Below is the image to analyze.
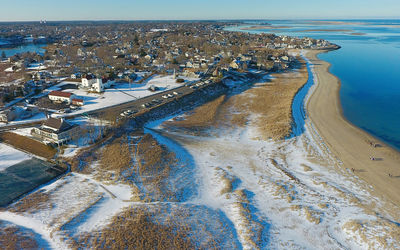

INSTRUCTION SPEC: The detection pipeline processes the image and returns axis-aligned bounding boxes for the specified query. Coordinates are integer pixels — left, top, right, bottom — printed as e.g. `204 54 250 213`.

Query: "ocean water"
227 20 400 151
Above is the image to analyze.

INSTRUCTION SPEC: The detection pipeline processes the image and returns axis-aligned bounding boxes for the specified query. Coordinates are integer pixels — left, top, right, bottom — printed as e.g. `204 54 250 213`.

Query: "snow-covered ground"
0 113 47 128
0 74 198 128
12 116 110 158
48 74 198 116
138 56 400 248
0 143 32 171
61 117 110 157
144 114 399 249
1 65 398 248
4 111 397 248
0 172 133 249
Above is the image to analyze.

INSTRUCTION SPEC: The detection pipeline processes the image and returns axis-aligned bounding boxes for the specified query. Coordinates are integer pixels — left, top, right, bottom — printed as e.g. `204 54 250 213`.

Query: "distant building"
48 91 75 104
32 117 78 144
32 71 51 80
77 48 86 57
70 73 81 79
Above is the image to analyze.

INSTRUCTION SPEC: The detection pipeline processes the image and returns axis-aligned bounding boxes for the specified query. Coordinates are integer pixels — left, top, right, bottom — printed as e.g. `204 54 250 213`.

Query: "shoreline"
305 49 400 211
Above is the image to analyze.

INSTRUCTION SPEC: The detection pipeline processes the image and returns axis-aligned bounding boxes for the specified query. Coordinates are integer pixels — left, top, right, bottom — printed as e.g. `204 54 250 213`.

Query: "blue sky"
1 0 400 21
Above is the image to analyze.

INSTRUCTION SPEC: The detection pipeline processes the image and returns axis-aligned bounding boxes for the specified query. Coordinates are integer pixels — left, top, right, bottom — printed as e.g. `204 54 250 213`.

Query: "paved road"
89 80 216 119
0 79 216 131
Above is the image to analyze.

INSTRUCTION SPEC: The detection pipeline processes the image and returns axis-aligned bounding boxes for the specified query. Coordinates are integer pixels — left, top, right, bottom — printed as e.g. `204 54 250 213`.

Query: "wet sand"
305 50 400 211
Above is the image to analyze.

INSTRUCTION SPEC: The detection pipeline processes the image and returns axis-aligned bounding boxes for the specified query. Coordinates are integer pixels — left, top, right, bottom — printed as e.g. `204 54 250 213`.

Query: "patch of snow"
0 143 31 171
0 211 68 249
45 74 198 117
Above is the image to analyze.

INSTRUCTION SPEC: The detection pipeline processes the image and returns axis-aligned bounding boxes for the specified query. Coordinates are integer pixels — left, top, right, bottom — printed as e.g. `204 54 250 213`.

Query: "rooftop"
49 91 74 98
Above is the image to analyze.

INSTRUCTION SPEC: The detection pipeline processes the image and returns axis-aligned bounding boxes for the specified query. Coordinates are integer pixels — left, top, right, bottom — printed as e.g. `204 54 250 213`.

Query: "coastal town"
1 20 400 250
0 22 337 139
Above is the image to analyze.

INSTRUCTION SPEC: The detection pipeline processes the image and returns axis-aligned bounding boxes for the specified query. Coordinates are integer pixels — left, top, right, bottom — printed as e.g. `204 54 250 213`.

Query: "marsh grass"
136 134 181 201
167 95 226 128
8 189 51 213
166 95 227 136
0 222 39 249
342 219 400 249
171 59 308 140
96 136 131 183
73 206 194 249
231 60 308 140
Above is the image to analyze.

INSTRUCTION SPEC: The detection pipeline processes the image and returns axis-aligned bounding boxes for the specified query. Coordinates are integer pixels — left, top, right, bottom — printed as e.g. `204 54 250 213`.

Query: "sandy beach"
305 50 400 214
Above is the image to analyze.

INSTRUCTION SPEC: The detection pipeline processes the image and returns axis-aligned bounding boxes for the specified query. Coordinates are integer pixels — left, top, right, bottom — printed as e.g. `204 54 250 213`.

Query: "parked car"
148 85 159 92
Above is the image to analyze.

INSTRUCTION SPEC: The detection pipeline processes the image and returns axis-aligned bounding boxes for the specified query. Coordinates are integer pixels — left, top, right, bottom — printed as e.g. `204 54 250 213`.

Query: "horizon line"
0 17 400 23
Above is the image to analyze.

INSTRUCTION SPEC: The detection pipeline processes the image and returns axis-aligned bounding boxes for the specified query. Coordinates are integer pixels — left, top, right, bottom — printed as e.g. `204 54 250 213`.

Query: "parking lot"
92 79 216 120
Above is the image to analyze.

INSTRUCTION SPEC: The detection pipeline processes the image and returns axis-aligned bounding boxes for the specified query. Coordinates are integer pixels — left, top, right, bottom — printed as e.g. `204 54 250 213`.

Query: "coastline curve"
304 49 400 215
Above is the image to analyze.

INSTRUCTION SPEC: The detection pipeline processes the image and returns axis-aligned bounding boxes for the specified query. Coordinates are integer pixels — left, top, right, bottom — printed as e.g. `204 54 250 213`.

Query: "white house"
48 91 75 104
80 75 111 93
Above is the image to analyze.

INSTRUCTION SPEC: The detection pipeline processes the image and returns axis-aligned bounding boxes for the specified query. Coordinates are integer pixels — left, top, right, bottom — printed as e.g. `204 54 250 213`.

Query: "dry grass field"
8 190 51 213
71 130 188 202
231 62 307 140
218 59 308 140
70 204 239 249
167 95 226 128
73 206 194 249
136 134 187 201
165 59 308 141
0 132 57 159
96 136 132 183
0 222 39 249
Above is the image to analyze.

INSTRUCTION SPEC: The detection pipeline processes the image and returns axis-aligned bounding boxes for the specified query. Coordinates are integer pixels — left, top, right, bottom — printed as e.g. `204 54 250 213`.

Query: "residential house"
32 117 79 144
70 73 81 79
77 48 86 57
32 71 51 81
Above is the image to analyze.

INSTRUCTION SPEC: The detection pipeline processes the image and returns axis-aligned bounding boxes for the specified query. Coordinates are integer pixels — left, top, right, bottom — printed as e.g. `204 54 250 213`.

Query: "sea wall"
124 82 228 129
